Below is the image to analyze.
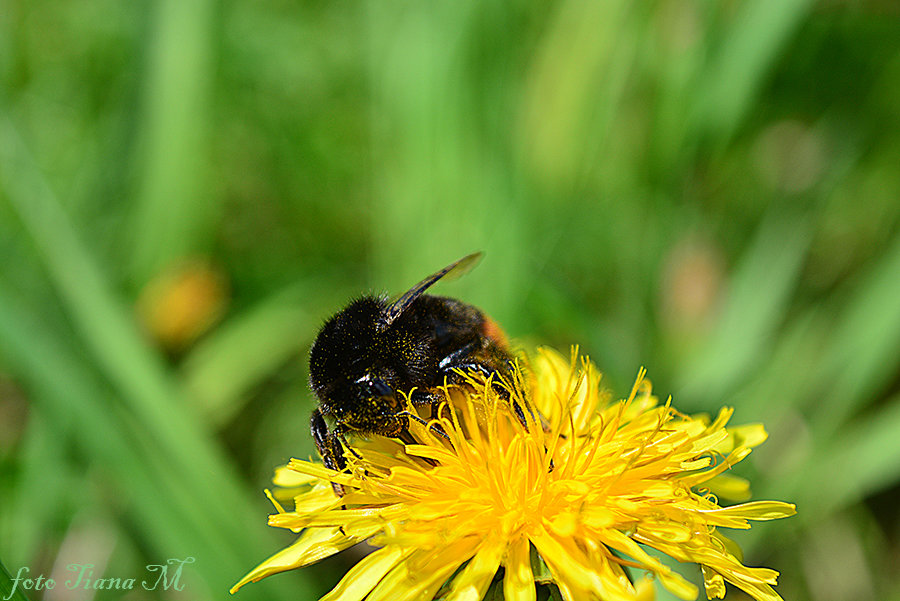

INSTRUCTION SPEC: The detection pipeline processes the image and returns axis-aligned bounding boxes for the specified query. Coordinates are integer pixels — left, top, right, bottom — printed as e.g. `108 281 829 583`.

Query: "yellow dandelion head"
233 347 796 601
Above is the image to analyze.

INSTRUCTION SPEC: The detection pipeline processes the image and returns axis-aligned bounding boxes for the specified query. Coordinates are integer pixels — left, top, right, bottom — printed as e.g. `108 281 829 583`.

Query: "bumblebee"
309 253 513 492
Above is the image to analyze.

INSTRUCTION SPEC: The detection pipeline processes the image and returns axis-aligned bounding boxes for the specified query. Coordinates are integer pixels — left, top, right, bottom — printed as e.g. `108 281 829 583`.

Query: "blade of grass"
691 0 815 143
747 391 900 554
0 558 31 601
364 2 537 326
0 117 304 599
811 231 900 437
128 0 218 283
0 289 218 584
0 416 77 568
728 308 829 422
0 287 305 601
516 0 635 188
1 115 240 522
791 391 900 521
675 214 811 406
741 233 900 548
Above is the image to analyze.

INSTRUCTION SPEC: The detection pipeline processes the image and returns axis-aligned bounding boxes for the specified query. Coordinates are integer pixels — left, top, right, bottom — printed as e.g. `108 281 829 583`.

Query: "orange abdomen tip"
481 316 508 348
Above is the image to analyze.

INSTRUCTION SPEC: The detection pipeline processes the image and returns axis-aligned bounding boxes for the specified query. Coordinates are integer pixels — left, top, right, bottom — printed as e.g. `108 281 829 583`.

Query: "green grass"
2 1 899 600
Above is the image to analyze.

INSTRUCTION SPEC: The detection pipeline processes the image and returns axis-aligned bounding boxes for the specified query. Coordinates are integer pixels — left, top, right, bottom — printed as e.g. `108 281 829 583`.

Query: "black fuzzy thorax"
308 294 489 425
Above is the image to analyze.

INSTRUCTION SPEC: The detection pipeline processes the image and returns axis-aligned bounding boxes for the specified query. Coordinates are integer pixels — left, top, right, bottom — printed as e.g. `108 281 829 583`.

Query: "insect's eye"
355 375 393 398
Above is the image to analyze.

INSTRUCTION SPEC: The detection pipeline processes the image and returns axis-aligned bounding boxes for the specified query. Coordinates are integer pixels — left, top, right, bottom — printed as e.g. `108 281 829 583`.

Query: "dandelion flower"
232 347 795 601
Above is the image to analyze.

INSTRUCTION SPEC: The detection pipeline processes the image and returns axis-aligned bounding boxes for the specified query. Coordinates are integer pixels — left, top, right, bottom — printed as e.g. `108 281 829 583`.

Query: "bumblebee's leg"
409 388 440 406
334 425 363 461
406 388 450 438
311 408 342 471
402 385 449 434
397 410 449 441
396 428 417 446
437 341 481 371
310 408 346 497
386 413 442 467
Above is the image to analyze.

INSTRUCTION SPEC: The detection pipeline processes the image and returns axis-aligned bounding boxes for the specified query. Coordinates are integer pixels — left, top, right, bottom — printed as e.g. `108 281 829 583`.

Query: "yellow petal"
698 501 797 528
634 576 656 601
287 483 344 515
702 473 752 502
547 511 579 537
554 578 583 601
600 529 698 600
319 547 407 601
701 565 726 599
714 565 784 601
635 522 693 544
287 458 358 486
230 527 355 593
444 537 506 601
690 429 731 455
680 457 713 470
503 537 536 601
532 529 632 601
679 447 752 487
727 423 768 449
367 538 480 601
711 531 744 562
404 444 459 464
273 464 319 487
274 505 406 530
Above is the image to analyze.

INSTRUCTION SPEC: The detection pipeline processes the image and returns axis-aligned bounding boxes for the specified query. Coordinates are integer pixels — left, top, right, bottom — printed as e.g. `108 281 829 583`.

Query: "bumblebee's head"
309 296 400 415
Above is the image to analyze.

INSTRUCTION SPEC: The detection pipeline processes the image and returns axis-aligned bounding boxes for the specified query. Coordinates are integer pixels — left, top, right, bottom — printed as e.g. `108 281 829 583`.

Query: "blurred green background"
1 0 899 600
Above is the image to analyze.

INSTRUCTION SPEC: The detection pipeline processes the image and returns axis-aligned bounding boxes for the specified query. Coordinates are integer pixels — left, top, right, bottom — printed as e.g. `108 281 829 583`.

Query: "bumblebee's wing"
379 252 482 329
